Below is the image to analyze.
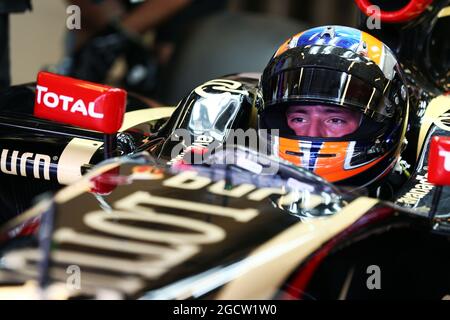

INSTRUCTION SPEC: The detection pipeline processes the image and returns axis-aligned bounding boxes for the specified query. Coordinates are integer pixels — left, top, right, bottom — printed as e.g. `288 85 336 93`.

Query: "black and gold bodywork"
0 74 259 222
0 149 448 299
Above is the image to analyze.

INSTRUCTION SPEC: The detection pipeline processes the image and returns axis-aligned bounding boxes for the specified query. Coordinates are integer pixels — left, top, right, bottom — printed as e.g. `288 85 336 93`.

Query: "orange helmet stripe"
314 141 349 178
361 31 384 66
274 31 305 58
278 137 301 166
277 138 388 183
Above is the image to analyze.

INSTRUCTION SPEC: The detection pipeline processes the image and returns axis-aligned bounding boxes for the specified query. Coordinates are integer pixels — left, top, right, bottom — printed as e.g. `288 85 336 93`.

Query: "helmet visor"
263 67 395 122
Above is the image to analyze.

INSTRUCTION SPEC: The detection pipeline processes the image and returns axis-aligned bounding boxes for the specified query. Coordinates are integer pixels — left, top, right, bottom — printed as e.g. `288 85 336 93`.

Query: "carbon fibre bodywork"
0 74 259 222
0 149 448 299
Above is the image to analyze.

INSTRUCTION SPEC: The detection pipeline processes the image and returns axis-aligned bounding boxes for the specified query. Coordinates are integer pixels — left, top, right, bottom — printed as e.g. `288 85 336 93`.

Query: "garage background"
9 0 359 103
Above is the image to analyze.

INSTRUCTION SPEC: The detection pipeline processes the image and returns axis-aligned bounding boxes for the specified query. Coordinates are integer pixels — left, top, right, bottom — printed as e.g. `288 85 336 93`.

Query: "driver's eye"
326 118 346 125
291 117 306 123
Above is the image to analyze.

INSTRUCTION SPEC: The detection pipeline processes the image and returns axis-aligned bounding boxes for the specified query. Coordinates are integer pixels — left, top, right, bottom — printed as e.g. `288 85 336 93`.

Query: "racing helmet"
259 26 409 190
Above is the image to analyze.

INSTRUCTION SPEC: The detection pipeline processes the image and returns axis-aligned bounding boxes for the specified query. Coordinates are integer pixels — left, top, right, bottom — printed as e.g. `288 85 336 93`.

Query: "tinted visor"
263 68 394 122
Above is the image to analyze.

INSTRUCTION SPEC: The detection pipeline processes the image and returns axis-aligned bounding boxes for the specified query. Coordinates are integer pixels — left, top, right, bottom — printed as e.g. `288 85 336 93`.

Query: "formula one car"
0 143 449 299
0 72 258 222
0 0 449 299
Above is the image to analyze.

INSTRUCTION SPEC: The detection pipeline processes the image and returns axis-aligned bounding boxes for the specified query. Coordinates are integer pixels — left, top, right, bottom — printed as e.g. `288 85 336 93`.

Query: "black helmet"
259 26 409 190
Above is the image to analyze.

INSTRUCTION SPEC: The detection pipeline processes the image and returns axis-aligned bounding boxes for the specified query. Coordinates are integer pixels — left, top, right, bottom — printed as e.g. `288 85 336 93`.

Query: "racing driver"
259 26 410 196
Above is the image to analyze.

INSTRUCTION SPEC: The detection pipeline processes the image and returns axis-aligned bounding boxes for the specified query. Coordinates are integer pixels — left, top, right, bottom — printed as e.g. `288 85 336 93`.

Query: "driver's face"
286 105 361 138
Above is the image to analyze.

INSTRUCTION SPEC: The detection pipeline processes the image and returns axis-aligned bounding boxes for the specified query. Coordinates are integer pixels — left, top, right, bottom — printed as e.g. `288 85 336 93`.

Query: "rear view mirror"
34 71 127 159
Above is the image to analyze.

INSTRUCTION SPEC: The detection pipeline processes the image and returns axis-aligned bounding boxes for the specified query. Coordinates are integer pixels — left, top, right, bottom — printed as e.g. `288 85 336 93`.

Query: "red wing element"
90 167 123 195
34 71 127 134
355 0 433 23
428 136 450 186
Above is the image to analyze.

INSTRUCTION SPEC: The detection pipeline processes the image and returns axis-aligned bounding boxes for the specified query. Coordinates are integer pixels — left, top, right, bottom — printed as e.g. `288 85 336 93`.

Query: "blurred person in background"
0 0 31 88
60 0 228 97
